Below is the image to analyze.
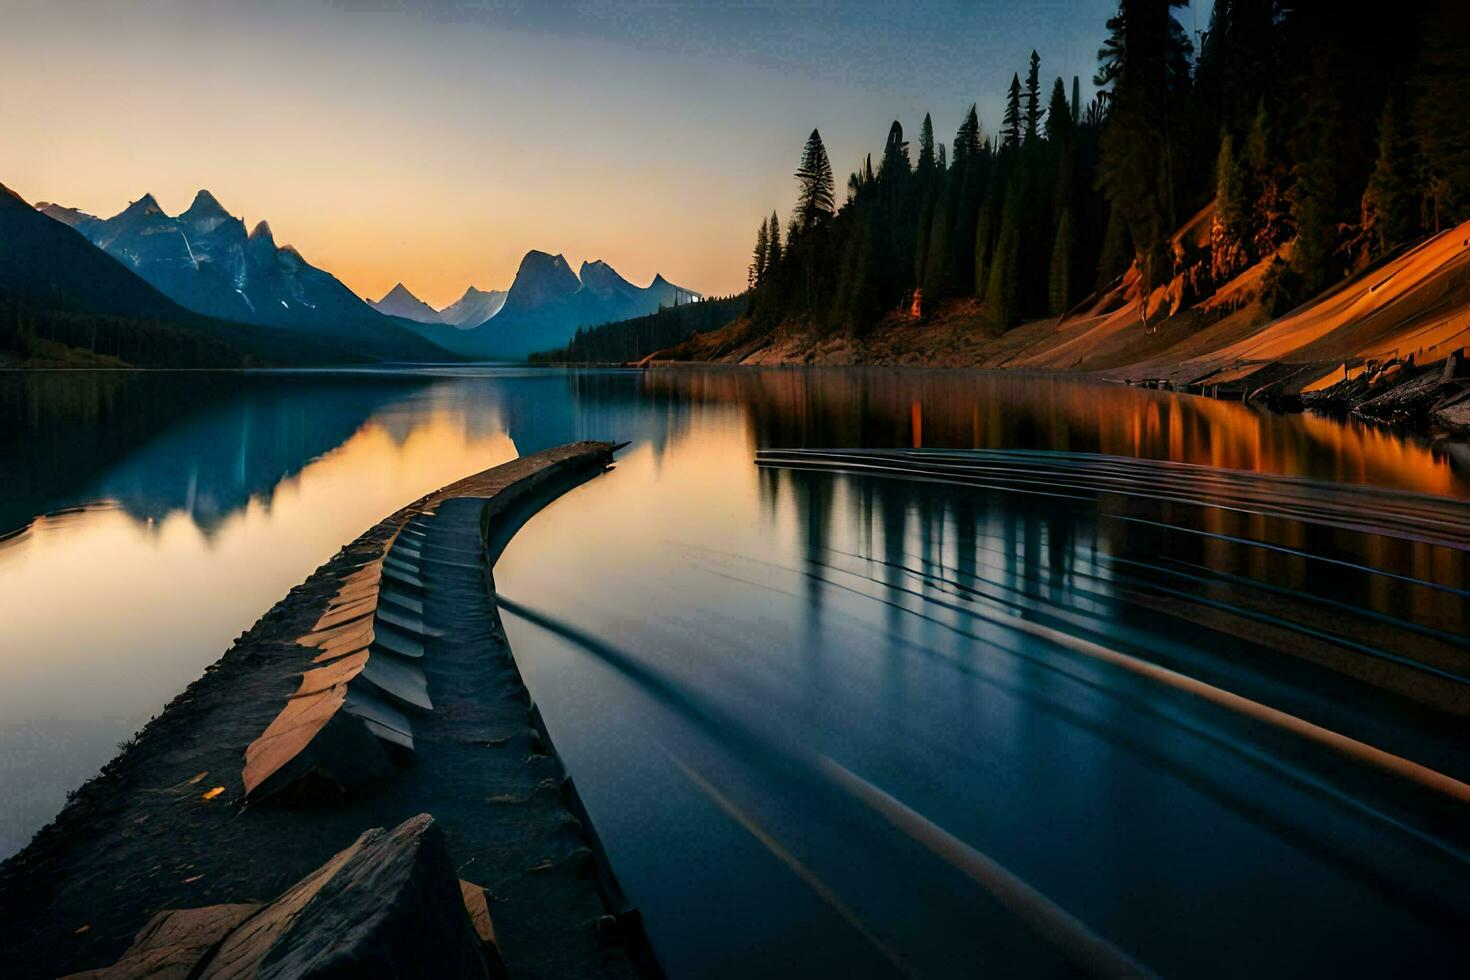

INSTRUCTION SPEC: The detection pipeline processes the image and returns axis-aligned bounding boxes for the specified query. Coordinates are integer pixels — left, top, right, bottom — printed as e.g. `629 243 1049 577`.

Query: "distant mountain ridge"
370 283 443 324
1 182 378 366
413 249 700 359
37 188 698 361
438 286 505 327
38 191 444 360
367 283 507 329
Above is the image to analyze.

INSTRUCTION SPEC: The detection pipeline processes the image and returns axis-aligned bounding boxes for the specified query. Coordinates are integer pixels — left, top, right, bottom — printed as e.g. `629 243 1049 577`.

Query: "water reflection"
1 366 1468 976
643 367 1470 496
498 438 1470 976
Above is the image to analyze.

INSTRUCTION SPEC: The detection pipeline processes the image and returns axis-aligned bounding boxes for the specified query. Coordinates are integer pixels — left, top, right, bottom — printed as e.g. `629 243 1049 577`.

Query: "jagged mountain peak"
369 281 442 324
248 219 274 243
437 284 507 328
35 202 100 229
121 193 163 217
506 249 582 304
1 182 30 209
518 250 574 275
184 188 229 216
578 258 638 298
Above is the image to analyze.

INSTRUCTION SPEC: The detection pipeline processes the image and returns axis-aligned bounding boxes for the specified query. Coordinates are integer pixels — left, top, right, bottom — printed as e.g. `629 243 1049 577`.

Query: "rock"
1441 347 1467 382
65 816 490 979
1433 391 1470 434
61 904 261 979
201 813 488 979
459 880 507 979
241 684 395 802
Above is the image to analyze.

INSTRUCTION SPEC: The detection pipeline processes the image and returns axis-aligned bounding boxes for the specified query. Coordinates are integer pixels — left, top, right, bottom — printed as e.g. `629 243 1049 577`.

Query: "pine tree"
1360 97 1417 259
953 105 981 164
917 113 936 173
1244 99 1289 255
972 170 1004 299
1411 0 1470 230
879 120 910 179
1071 75 1081 126
987 176 1024 326
1045 78 1072 143
922 180 953 298
793 128 835 234
1094 0 1194 320
1049 207 1075 315
1095 198 1132 289
1290 51 1344 296
1211 131 1253 280
937 144 947 171
1024 50 1043 142
1002 74 1023 150
766 211 783 269
749 217 770 287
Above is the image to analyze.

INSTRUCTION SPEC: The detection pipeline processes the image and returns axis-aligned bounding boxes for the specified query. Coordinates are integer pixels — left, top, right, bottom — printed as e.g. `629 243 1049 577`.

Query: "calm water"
2 367 1468 976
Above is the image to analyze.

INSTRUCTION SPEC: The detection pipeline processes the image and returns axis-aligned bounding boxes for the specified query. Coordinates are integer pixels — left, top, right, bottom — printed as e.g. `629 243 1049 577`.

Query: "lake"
2 367 1467 977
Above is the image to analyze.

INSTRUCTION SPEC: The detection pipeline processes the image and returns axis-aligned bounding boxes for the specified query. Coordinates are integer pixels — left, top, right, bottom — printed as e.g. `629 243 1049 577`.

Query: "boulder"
459 880 507 980
62 904 261 979
201 813 487 979
71 815 492 979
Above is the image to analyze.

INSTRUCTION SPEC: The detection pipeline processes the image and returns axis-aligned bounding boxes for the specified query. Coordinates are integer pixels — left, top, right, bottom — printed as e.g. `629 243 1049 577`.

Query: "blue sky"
1 0 1211 302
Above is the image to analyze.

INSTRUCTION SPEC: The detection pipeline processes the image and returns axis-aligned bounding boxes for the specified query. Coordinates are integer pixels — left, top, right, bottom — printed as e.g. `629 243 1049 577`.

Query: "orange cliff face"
1027 217 1470 386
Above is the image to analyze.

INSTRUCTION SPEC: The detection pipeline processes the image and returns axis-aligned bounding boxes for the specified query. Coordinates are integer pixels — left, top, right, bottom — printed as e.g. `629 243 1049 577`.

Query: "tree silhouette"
1002 74 1023 150
749 217 769 287
1024 50 1043 142
917 113 936 173
953 105 982 164
793 128 835 233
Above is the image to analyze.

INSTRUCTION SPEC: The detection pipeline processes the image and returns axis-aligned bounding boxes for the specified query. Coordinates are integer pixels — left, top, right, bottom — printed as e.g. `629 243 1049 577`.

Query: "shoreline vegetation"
0 443 655 979
535 0 1470 437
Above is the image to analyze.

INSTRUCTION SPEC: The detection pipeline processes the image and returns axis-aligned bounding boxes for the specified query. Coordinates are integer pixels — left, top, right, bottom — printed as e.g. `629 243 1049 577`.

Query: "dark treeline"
533 293 749 363
0 298 376 368
0 299 251 367
746 0 1470 334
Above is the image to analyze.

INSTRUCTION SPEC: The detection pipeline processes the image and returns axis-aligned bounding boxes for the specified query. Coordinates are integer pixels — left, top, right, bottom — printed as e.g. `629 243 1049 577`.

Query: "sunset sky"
2 0 1210 307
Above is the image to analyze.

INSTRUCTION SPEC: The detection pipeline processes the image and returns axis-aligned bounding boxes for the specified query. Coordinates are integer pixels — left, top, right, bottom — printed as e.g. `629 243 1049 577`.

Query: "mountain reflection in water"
1 367 1467 977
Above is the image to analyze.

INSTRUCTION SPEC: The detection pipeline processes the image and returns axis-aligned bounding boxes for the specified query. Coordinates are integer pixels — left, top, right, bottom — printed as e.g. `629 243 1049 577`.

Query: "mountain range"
17 185 701 363
0 182 374 366
409 250 700 359
36 191 444 360
368 283 507 327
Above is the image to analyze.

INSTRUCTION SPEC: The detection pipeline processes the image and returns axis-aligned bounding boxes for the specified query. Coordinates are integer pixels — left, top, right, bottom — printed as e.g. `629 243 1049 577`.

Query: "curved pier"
0 442 652 979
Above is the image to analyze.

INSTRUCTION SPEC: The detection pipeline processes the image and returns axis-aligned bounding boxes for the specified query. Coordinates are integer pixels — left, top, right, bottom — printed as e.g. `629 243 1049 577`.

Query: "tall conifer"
954 105 982 164
1045 78 1072 143
1361 97 1417 258
793 129 835 234
1024 50 1043 142
918 113 936 173
749 218 770 287
1049 208 1075 315
1002 74 1023 150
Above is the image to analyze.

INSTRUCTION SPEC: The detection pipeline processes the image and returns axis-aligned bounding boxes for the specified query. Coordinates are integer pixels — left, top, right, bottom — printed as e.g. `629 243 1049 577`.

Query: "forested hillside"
737 0 1469 339
532 294 748 364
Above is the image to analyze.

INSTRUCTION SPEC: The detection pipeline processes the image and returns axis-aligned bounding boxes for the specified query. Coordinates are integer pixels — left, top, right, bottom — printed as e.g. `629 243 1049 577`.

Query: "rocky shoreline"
1296 349 1470 434
0 443 654 979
